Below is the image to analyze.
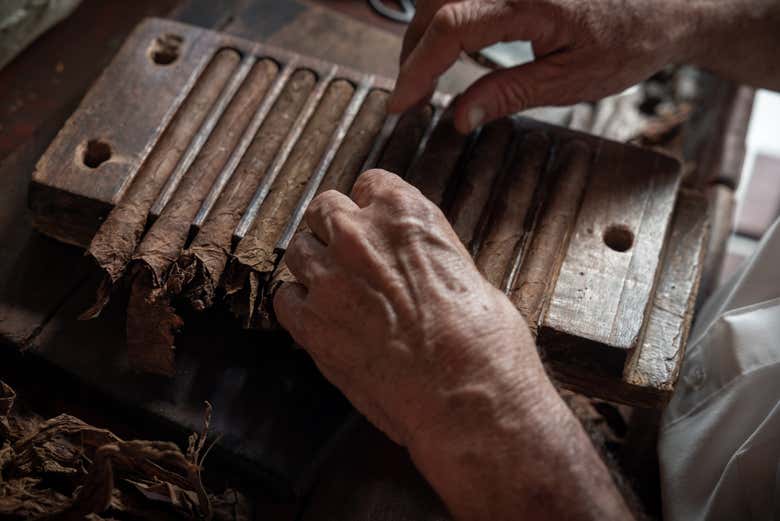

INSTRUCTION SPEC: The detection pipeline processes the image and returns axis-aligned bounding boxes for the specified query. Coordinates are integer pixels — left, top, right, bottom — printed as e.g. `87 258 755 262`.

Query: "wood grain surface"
30 20 220 244
623 190 709 402
542 140 681 354
448 118 514 252
405 106 468 207
475 131 550 290
510 140 591 334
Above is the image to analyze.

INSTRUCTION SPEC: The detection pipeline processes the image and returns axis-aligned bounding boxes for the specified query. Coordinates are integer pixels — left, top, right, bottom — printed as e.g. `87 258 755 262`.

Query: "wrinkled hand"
274 170 547 448
388 0 693 133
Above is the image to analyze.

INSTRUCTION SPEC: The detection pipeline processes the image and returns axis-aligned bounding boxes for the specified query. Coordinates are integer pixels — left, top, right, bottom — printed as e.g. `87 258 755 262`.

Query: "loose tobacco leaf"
0 381 250 521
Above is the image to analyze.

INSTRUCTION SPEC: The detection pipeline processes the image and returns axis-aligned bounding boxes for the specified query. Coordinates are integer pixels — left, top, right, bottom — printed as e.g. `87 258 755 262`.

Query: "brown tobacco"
476 131 550 290
509 140 591 334
172 69 317 312
265 90 389 326
133 59 279 284
448 118 515 251
225 80 356 326
126 59 279 376
80 49 240 320
375 105 433 177
405 105 467 207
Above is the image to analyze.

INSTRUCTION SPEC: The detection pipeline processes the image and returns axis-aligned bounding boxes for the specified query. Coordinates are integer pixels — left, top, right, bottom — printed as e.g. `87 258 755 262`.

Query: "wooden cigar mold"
28 18 708 408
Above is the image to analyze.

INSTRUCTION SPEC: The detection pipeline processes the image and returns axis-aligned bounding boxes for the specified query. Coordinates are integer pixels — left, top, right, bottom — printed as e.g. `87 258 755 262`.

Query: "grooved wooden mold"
28 18 700 407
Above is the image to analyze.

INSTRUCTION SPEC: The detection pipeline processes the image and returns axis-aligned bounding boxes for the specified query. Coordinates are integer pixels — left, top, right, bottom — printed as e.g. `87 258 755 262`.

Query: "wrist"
406 368 572 520
405 308 561 459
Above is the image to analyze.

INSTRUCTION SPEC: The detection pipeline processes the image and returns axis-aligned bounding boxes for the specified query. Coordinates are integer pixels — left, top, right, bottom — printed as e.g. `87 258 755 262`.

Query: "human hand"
388 0 695 133
273 169 550 448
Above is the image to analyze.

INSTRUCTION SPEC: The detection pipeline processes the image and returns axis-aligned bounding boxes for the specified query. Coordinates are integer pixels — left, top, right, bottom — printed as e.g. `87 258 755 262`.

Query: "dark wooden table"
0 1 752 519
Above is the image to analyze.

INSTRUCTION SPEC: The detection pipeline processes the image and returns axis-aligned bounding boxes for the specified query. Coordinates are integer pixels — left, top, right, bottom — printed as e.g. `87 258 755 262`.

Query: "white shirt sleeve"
659 218 780 521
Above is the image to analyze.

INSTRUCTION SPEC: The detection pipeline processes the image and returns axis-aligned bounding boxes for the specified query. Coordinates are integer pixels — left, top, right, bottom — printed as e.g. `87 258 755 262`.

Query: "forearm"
407 322 633 521
685 0 780 90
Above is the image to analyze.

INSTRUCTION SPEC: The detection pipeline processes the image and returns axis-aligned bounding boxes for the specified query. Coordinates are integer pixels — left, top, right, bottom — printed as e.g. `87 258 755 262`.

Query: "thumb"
453 59 570 133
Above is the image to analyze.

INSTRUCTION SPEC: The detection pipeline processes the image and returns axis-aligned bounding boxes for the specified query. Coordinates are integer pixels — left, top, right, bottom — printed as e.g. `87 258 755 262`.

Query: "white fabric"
659 217 780 521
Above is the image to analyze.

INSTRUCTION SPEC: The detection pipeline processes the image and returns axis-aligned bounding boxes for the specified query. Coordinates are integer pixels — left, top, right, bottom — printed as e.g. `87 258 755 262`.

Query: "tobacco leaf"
0 381 249 520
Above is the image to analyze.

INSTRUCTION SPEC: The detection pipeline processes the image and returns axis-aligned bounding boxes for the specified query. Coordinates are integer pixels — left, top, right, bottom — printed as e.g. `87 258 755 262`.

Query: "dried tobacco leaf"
0 382 248 520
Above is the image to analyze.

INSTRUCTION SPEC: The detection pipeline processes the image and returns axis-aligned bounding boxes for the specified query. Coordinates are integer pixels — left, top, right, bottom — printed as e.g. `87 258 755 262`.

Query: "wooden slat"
375 106 433 177
509 140 591 333
448 119 514 251
475 131 550 291
31 19 218 207
623 190 709 399
541 142 681 358
405 106 467 207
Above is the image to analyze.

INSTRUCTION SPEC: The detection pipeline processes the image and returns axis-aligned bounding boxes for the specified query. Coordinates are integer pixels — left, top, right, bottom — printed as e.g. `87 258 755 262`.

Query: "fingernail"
468 105 485 132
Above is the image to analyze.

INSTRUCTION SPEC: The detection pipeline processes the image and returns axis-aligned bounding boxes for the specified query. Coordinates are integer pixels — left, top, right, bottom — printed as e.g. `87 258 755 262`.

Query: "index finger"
388 1 513 113
400 0 455 65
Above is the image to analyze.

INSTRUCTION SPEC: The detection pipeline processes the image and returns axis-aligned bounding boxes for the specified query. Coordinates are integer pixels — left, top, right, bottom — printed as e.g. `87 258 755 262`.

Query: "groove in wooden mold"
227 79 356 326
448 118 514 251
192 60 297 231
475 131 551 291
375 105 433 177
509 140 592 334
275 77 374 252
80 48 241 319
125 59 279 376
361 113 398 171
132 58 279 284
264 89 390 327
150 53 258 218
403 105 444 179
405 105 469 208
622 190 708 405
233 66 338 242
169 66 317 311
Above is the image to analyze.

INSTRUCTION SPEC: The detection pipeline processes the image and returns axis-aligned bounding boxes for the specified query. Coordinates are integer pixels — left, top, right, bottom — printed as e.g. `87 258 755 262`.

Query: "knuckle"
431 4 460 37
331 219 364 250
308 189 341 215
352 169 391 200
354 171 423 212
307 191 351 226
386 184 432 215
379 186 414 210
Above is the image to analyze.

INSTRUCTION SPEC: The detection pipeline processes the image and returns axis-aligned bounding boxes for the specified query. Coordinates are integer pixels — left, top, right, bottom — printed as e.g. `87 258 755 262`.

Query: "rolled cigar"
227 79 356 326
405 105 468 208
133 60 280 283
375 105 433 177
172 68 317 311
80 49 240 319
475 131 550 291
126 59 279 376
509 140 591 335
262 89 389 328
448 118 514 250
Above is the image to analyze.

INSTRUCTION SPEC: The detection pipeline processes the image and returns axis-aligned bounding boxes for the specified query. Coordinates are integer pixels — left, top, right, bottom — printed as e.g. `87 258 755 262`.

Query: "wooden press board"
28 18 708 410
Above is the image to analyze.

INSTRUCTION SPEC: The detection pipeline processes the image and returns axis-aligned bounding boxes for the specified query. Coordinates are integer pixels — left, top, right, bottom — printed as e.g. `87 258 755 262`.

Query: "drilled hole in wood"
82 139 111 169
603 225 634 252
149 34 183 65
